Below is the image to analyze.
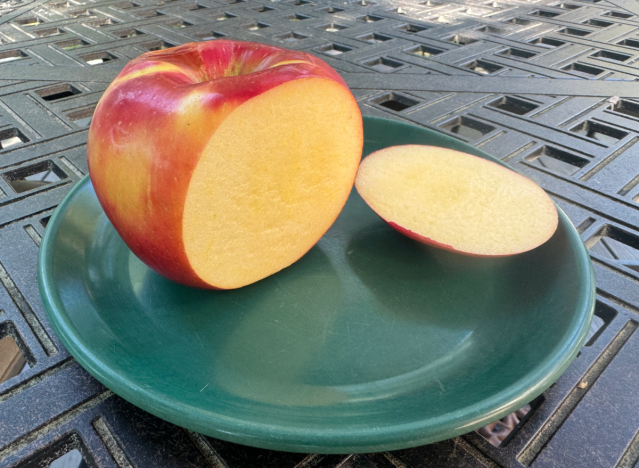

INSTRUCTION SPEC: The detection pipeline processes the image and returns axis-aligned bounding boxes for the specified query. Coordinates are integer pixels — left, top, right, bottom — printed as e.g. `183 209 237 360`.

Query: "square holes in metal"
602 11 633 19
463 7 492 17
112 27 144 38
319 23 348 32
488 96 539 115
502 17 534 26
570 120 628 144
617 38 639 49
140 40 175 51
48 449 85 468
0 128 28 150
390 7 416 15
398 23 428 34
529 9 560 17
561 62 605 77
588 225 639 273
351 0 375 6
371 93 420 112
407 45 443 58
36 84 81 101
213 12 236 21
80 51 117 66
439 116 495 140
484 1 508 7
242 21 269 30
581 18 613 28
69 8 91 17
443 34 477 45
274 32 308 43
164 19 193 29
66 107 95 127
182 3 207 10
552 2 582 9
56 38 89 50
357 33 392 44
319 6 344 14
192 31 226 41
477 397 543 448
0 321 30 384
0 50 27 64
357 14 383 23
524 145 589 176
462 59 502 75
428 15 455 24
254 5 276 13
528 36 566 48
14 433 92 468
497 48 537 59
33 27 64 37
609 99 639 119
284 13 310 21
135 9 163 17
317 43 352 56
13 16 43 26
362 57 405 72
558 27 592 37
113 1 140 9
86 17 120 27
583 302 617 347
590 50 631 63
2 161 67 193
475 25 508 35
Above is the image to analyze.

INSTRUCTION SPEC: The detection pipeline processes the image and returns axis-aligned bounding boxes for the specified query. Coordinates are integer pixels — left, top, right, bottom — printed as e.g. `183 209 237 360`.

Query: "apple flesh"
354 145 558 256
87 40 363 289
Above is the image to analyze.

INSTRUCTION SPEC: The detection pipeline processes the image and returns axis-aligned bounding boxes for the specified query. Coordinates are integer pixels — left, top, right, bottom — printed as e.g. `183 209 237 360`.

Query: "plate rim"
38 115 596 453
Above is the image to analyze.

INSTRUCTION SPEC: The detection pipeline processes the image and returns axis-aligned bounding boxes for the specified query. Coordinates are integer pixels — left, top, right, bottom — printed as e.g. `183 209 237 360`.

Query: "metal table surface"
0 0 639 466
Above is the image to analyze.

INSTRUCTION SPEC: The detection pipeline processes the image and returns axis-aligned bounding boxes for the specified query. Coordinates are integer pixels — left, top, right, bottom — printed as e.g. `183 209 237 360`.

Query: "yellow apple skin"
88 40 363 288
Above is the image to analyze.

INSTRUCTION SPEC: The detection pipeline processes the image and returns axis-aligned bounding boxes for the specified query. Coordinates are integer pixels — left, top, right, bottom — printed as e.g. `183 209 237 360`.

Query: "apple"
354 145 558 256
87 40 363 289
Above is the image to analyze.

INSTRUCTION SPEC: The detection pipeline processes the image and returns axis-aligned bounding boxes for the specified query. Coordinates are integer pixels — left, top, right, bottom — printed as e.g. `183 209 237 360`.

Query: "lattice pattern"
2 0 639 467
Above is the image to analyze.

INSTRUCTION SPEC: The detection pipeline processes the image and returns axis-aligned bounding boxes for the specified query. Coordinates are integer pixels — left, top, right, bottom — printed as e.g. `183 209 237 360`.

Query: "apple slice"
354 145 558 256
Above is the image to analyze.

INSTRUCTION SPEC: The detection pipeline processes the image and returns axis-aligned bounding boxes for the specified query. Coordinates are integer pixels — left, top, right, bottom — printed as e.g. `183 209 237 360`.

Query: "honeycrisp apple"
87 40 363 289
355 145 558 257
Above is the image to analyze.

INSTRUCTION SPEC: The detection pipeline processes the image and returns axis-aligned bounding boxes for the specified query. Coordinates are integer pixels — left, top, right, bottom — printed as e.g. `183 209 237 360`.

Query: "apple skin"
387 222 511 258
87 40 360 288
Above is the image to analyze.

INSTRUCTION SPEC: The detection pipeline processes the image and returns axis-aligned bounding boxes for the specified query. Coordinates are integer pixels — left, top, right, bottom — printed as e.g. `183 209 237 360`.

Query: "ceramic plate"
38 116 595 453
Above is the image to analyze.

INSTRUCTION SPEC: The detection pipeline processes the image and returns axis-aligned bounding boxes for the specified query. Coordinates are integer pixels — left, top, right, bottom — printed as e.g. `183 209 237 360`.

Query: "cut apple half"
88 40 363 290
354 145 558 257
183 77 362 289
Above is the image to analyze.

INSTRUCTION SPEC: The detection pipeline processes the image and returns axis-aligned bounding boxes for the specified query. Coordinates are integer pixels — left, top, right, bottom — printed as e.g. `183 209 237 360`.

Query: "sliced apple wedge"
354 145 558 257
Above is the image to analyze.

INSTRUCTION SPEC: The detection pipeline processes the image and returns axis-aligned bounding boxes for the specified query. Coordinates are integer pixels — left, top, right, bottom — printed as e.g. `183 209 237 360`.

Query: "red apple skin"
386 221 514 258
87 40 359 288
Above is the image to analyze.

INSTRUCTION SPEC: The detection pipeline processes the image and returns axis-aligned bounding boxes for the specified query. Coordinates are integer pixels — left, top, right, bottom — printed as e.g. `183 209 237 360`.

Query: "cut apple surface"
183 77 362 289
354 145 558 257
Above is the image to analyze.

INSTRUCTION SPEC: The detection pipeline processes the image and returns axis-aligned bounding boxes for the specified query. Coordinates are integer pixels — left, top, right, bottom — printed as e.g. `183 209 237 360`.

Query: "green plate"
38 116 595 454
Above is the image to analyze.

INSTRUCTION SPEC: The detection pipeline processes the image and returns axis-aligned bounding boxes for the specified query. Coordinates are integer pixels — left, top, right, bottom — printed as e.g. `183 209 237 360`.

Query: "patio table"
1 0 639 466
